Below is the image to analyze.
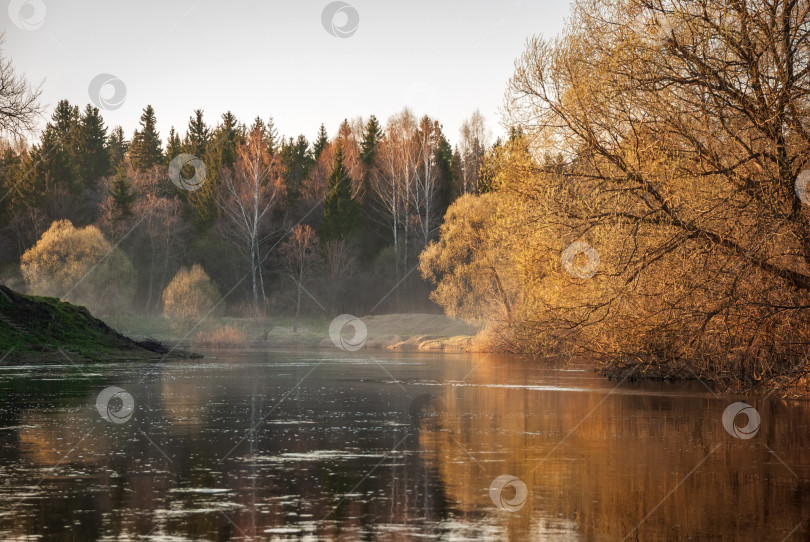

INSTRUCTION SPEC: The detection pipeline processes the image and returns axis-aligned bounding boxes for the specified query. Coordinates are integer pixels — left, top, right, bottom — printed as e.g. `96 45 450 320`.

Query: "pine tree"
356 115 385 262
250 117 266 139
451 147 463 199
77 104 109 188
22 101 80 205
360 115 382 165
166 127 182 163
129 105 163 171
266 116 279 155
280 135 313 205
50 100 80 147
107 126 128 171
435 132 454 214
49 99 81 188
0 146 23 216
337 119 352 143
213 111 241 170
185 109 210 157
319 140 360 242
108 163 136 218
313 123 328 160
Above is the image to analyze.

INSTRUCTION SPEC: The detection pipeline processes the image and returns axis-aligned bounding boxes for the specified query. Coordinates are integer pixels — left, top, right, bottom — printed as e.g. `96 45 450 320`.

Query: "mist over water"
0 349 806 540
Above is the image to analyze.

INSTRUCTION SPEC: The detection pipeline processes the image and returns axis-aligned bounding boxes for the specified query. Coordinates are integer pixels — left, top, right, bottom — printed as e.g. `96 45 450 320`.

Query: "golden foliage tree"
425 0 810 388
161 264 221 326
20 219 136 315
420 193 520 330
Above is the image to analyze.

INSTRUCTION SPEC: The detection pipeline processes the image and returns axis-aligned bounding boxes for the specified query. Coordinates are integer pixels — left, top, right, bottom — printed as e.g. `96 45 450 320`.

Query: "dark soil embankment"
0 284 191 363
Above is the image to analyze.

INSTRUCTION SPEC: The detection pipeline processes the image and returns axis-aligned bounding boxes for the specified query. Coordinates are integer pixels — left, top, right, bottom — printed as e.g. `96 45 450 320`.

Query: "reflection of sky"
5 0 572 144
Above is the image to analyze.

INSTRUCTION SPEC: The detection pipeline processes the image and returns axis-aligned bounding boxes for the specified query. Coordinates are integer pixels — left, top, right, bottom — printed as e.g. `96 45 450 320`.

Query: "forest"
4 0 810 391
0 78 494 325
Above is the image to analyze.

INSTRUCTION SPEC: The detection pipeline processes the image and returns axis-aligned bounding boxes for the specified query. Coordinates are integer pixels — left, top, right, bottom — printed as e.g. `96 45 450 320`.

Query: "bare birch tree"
279 224 319 331
371 109 419 279
219 122 285 313
458 110 489 194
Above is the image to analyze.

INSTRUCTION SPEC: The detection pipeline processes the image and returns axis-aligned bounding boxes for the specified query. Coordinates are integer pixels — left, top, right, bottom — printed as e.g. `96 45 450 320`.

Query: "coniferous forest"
0 96 494 319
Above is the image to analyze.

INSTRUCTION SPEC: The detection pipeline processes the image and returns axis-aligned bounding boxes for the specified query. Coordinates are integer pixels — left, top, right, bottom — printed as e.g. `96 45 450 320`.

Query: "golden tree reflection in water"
1 352 807 540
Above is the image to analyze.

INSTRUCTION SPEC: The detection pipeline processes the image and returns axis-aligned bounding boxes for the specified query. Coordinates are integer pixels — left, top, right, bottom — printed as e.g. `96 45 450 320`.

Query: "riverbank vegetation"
3 1 809 392
0 97 493 321
421 0 810 392
0 284 177 362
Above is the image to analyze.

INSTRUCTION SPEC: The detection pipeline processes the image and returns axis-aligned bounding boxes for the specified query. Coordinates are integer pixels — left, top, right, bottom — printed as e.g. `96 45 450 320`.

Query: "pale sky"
4 0 572 146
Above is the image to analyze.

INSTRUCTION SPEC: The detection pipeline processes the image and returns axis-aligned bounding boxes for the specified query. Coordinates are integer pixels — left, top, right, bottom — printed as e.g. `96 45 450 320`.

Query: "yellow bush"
162 265 221 327
20 219 136 315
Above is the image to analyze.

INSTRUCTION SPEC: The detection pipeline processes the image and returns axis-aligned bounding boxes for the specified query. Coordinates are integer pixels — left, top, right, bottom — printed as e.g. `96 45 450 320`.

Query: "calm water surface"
0 349 808 541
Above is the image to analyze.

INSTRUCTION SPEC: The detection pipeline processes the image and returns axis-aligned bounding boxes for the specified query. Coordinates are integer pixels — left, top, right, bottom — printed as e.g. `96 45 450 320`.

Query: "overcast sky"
5 0 571 146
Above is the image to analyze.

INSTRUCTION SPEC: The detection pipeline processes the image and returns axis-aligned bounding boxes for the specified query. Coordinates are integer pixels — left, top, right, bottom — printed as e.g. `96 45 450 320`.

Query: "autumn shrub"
20 219 136 315
162 265 221 330
193 324 247 347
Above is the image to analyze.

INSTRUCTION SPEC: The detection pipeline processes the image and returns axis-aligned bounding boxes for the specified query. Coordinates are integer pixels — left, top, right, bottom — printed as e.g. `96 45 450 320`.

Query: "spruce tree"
356 115 385 262
23 101 80 203
360 115 382 165
213 111 241 169
280 135 313 205
108 163 136 218
337 119 352 142
0 147 21 216
51 99 80 148
185 109 210 157
266 116 279 155
319 140 360 242
166 127 182 163
451 147 463 199
107 126 128 171
77 104 109 188
313 124 328 160
435 132 454 214
129 105 163 171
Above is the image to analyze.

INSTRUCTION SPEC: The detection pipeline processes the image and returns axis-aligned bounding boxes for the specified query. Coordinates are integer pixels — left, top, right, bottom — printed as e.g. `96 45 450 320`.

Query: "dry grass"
193 324 248 348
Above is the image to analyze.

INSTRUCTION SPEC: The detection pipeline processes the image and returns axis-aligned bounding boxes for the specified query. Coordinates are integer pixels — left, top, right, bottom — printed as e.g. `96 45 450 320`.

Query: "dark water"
0 349 808 541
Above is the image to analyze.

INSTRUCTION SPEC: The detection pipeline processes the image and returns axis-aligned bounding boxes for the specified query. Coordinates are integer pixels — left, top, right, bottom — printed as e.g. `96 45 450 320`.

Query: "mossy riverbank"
0 285 194 364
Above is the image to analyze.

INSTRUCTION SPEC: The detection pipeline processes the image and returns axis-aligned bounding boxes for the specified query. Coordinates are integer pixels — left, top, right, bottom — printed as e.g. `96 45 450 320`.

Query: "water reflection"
0 351 807 540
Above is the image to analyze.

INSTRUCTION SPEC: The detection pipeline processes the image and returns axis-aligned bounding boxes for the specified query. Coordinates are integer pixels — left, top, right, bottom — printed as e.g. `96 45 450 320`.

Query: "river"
0 349 807 540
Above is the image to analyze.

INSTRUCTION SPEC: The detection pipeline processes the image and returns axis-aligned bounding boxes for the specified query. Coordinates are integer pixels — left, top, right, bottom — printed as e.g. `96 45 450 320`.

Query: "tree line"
0 90 499 321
